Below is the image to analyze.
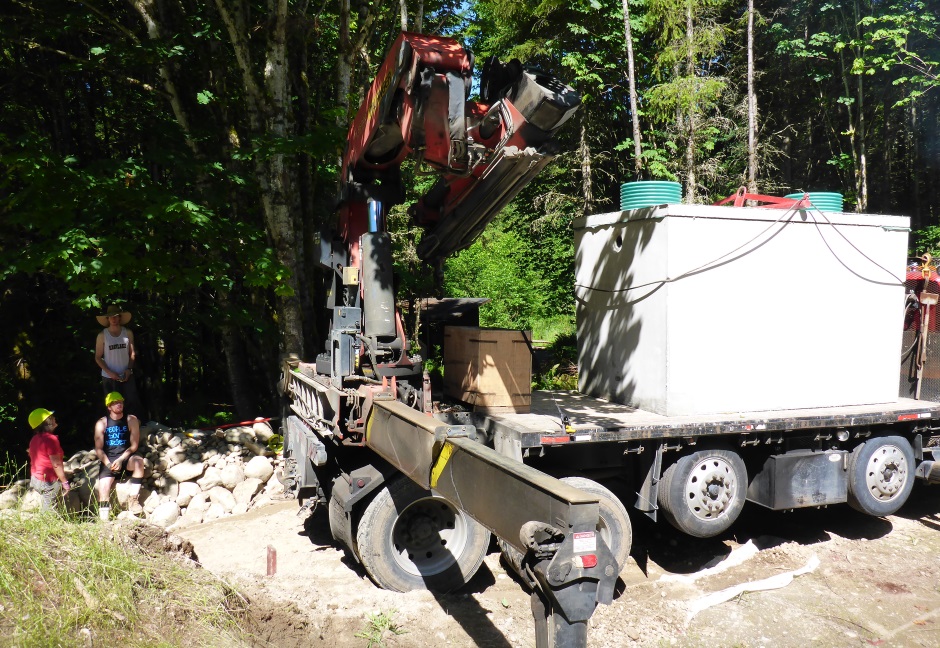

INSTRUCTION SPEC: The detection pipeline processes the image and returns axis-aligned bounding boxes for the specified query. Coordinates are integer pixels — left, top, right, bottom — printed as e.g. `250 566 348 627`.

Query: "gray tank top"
101 327 130 377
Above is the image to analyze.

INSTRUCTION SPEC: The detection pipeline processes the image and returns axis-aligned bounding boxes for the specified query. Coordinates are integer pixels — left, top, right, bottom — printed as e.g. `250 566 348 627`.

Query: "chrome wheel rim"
864 444 909 502
684 456 737 521
390 497 468 576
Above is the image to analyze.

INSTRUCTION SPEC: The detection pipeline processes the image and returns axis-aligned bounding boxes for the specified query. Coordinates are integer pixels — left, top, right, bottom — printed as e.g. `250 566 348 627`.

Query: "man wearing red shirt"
27 408 70 512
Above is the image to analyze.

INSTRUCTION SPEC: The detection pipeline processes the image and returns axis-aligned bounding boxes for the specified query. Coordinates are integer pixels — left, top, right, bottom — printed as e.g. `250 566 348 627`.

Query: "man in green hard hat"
93 391 145 519
27 407 70 512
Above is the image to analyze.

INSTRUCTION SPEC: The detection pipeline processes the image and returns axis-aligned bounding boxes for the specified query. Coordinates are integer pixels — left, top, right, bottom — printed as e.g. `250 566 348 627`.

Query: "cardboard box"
444 326 532 412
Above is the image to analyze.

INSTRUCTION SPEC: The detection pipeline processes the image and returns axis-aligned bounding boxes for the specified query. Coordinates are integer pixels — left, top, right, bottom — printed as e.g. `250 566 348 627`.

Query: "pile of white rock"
0 418 287 531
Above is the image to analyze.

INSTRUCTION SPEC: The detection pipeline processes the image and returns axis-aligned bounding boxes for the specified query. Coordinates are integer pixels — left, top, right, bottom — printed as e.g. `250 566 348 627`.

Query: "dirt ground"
177 484 940 648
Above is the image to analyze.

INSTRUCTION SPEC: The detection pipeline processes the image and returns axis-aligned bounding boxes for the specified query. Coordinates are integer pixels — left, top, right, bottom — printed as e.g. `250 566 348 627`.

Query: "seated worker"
94 391 144 519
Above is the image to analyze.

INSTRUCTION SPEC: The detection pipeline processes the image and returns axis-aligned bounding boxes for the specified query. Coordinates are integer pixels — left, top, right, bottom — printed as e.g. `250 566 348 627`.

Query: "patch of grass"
530 315 575 343
534 364 579 391
0 512 248 647
355 609 407 647
0 451 27 489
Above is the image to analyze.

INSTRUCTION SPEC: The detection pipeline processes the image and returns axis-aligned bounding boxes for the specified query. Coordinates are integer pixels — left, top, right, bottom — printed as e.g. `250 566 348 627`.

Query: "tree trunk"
337 0 352 116
685 3 696 203
337 0 378 116
910 103 921 228
853 0 868 211
263 0 305 356
746 0 758 193
622 0 643 177
838 48 860 209
219 292 255 419
400 0 408 31
881 94 892 212
214 0 305 356
580 120 593 215
856 73 868 212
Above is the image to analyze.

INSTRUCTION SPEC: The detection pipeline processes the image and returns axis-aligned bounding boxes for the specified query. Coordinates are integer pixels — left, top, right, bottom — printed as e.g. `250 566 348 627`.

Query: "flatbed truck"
278 30 940 648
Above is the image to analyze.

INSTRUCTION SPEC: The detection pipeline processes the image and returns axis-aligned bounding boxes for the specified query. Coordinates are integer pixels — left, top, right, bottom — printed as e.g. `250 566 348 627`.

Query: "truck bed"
483 391 940 448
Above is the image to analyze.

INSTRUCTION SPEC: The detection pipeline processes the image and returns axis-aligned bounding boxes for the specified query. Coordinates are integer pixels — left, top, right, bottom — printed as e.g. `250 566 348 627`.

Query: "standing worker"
94 392 145 519
27 408 71 512
94 304 143 419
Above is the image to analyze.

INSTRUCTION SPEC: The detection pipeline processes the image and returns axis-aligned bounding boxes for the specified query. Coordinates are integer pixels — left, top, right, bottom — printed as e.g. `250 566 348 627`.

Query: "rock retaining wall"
1 418 286 531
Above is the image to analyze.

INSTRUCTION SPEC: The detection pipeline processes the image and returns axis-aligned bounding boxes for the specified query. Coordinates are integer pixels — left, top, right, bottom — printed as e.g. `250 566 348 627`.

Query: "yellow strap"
430 441 456 489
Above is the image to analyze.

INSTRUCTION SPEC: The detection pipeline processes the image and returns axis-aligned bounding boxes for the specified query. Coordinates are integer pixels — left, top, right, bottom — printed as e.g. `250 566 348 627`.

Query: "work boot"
127 494 143 515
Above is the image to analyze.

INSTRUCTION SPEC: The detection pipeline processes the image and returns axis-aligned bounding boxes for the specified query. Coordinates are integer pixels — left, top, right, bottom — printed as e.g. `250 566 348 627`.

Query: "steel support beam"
365 398 617 648
365 398 600 554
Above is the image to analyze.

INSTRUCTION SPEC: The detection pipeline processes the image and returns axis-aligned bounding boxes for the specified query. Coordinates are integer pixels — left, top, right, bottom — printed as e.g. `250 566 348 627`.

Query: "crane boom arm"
338 31 581 268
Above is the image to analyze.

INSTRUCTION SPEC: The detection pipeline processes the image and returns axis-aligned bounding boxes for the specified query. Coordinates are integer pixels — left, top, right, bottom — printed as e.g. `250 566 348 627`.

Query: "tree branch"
70 0 140 43
130 0 202 157
213 0 265 132
17 39 168 98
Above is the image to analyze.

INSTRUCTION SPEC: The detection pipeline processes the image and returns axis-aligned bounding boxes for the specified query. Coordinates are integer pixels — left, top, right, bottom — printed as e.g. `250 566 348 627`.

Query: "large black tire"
355 476 490 593
560 477 632 575
658 449 747 538
846 435 915 517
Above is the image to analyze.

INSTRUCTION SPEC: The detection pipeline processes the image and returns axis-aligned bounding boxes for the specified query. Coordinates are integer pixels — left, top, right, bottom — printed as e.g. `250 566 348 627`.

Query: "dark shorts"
99 447 129 479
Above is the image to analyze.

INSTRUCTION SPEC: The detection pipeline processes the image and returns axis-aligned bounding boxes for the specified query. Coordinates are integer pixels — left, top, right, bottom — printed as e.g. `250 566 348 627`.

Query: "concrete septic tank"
574 204 910 416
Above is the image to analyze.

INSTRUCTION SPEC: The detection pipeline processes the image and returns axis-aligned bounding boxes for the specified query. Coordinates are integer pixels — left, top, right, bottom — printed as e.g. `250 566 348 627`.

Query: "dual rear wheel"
658 449 747 538
846 435 915 517
354 476 490 593
657 437 917 539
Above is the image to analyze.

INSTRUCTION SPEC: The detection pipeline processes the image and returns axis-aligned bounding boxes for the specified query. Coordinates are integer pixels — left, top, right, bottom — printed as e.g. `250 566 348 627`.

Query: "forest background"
1 0 938 455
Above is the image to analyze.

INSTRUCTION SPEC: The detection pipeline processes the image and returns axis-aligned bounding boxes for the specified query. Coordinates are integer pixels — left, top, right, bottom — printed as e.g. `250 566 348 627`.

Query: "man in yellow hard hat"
93 391 145 519
27 408 70 512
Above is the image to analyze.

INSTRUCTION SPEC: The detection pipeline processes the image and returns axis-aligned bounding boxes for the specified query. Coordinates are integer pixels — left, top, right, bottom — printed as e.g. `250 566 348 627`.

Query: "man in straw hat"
94 304 143 419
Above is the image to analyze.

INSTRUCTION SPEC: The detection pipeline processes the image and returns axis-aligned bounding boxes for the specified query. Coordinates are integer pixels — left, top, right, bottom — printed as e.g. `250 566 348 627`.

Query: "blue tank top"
104 415 130 451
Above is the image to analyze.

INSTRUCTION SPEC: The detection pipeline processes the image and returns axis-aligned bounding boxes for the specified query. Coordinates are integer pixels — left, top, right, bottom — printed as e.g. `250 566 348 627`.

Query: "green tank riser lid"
784 192 844 212
621 181 682 210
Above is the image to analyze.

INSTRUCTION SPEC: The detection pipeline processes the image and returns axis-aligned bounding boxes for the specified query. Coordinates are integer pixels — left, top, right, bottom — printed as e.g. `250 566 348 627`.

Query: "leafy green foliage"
860 2 940 106
444 224 547 329
533 332 579 390
913 226 940 257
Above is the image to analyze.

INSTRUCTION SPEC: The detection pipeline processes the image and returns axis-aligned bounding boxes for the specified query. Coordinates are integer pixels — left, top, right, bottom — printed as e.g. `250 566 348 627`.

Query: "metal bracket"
296 498 317 518
635 441 663 521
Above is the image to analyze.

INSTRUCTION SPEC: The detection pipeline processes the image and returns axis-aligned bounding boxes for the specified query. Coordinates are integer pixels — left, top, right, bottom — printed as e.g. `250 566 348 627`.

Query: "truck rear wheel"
560 477 632 574
356 475 490 592
846 435 915 517
658 449 746 538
